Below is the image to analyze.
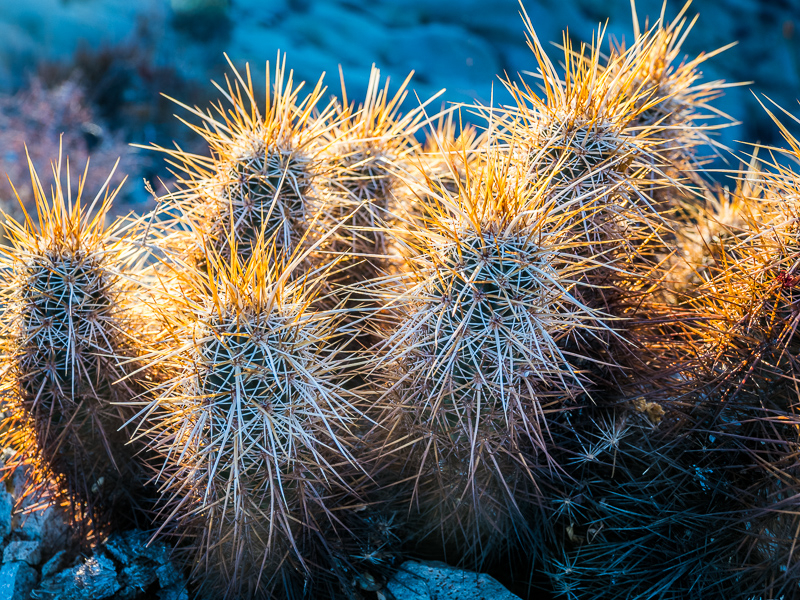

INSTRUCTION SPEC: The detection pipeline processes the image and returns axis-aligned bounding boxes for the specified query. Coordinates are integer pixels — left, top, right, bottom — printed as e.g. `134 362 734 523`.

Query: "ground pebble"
386 560 521 600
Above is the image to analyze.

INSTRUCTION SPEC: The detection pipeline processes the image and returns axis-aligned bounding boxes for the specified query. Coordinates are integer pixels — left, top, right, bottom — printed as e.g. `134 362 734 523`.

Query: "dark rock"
0 561 38 600
40 550 69 579
0 493 12 541
36 531 186 600
156 584 189 600
120 562 158 595
43 552 122 600
386 560 521 600
15 506 69 555
3 541 41 566
155 562 183 589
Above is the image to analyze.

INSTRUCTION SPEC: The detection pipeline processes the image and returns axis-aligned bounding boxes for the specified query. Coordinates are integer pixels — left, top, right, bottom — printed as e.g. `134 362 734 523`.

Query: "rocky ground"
0 446 522 599
0 449 187 600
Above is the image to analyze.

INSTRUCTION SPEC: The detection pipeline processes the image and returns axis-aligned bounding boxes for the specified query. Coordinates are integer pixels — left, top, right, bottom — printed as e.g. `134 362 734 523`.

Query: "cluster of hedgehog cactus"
2 3 800 599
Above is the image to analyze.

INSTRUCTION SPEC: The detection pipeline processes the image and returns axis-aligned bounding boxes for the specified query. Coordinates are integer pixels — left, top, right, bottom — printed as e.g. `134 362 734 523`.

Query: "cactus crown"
379 149 616 456
502 16 653 180
152 54 342 260
328 66 420 201
4 160 130 374
321 66 442 264
610 1 735 153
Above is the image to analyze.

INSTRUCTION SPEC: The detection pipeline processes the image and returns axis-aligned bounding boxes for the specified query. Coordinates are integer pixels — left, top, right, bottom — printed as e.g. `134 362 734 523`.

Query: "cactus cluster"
1 2 800 600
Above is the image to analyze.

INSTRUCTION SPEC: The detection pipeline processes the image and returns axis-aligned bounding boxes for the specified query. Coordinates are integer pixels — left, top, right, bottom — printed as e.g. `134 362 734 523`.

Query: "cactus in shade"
543 400 800 599
362 148 612 566
321 66 439 271
0 153 155 534
131 238 380 599
665 167 756 296
149 55 344 269
539 108 800 599
545 185 800 595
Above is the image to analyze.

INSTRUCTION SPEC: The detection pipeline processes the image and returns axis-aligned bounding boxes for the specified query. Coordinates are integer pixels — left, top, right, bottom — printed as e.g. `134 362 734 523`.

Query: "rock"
171 0 228 15
0 561 38 600
3 541 40 566
3 461 69 553
381 23 501 102
69 553 121 599
157 584 189 600
105 529 160 565
36 531 187 600
15 506 69 554
40 552 121 600
120 562 158 595
0 0 794 160
155 562 184 589
0 491 13 540
0 0 165 65
386 560 521 600
40 550 68 579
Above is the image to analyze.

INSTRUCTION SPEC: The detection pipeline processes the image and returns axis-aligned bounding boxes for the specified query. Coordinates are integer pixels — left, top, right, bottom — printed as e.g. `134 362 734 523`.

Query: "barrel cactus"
0 153 155 535
132 237 380 599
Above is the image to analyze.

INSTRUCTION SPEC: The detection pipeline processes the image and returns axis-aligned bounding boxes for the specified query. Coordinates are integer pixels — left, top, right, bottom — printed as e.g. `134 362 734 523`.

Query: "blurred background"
0 0 797 215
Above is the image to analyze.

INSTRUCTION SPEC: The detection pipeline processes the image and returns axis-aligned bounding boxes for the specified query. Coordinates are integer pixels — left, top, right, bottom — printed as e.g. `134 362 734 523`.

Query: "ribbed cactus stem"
135 241 375 599
0 153 154 534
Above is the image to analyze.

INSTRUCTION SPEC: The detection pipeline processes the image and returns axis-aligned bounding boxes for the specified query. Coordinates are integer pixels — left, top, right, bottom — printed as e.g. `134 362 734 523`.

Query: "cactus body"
0 154 154 533
135 241 375 599
363 149 613 566
150 55 344 271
